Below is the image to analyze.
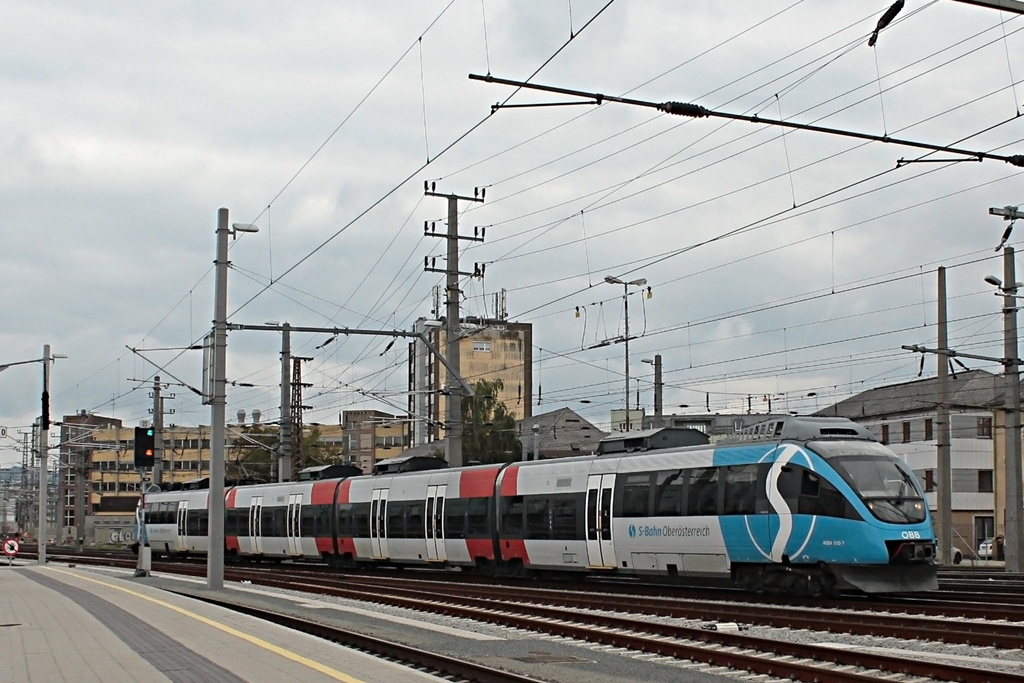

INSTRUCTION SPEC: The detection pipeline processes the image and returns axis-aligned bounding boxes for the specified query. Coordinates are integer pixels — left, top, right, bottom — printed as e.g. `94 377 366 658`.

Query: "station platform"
0 561 445 683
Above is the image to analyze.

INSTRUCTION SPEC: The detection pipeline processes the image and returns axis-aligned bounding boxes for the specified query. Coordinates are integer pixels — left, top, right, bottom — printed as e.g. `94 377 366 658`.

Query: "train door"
249 496 263 555
425 484 447 562
370 488 388 559
175 500 188 552
586 473 617 568
286 493 302 555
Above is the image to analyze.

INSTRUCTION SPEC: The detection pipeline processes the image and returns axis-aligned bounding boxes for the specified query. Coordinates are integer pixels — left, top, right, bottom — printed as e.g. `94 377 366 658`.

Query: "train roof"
720 415 874 443
597 427 710 455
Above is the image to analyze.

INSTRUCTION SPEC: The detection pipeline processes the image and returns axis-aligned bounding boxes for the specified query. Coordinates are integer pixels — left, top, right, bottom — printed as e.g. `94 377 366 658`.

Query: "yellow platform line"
48 567 365 683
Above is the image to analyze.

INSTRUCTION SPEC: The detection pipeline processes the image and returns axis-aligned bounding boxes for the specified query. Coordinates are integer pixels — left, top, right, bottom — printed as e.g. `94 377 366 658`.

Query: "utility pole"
290 356 311 477
905 243 1024 573
936 268 952 565
278 323 291 482
207 208 259 590
997 243 1023 573
424 183 484 467
152 376 163 487
37 344 52 565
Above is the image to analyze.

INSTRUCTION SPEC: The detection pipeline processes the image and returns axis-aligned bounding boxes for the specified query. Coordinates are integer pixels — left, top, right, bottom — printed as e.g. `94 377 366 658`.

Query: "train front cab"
808 439 937 593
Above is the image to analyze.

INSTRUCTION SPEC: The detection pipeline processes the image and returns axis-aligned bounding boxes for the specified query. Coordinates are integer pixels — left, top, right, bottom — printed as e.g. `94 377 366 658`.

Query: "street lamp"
604 275 649 431
984 249 1024 573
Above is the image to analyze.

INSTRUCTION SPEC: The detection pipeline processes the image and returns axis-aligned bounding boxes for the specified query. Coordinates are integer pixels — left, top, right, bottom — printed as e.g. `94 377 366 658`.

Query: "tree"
462 378 522 464
301 426 344 468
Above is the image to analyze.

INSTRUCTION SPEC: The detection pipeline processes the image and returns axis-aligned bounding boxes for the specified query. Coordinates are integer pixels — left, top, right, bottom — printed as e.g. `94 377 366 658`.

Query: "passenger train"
138 416 937 595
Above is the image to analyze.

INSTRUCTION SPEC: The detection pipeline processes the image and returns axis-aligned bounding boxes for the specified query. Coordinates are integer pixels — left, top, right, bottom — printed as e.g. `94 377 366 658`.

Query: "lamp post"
209 208 259 590
983 247 1024 574
604 275 647 431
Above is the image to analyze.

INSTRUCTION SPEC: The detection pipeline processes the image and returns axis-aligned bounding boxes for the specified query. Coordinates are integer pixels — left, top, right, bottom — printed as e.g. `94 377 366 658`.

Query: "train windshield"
810 441 927 524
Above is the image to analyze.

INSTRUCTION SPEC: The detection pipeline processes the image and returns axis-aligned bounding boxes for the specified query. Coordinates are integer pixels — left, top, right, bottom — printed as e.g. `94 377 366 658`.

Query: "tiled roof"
826 369 1002 420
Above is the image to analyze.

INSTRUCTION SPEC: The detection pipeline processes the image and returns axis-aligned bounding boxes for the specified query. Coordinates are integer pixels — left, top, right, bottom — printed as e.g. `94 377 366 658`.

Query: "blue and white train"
139 416 937 595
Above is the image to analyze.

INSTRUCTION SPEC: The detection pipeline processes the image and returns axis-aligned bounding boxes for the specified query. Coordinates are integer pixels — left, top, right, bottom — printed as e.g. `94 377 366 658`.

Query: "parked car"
950 547 963 564
978 538 994 559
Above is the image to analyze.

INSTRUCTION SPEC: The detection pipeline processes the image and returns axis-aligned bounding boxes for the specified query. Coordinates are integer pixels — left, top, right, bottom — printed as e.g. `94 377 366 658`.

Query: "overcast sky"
3 1 1024 467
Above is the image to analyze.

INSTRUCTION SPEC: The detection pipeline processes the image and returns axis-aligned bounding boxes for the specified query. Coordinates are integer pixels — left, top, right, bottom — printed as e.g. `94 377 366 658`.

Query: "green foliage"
461 378 522 464
302 425 344 467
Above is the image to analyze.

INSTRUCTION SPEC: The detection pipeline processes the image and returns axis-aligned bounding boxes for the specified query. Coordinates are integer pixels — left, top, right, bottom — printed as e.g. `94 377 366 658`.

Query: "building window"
902 421 910 443
978 417 993 438
472 341 492 353
880 424 889 444
978 470 994 493
924 418 933 441
924 469 935 492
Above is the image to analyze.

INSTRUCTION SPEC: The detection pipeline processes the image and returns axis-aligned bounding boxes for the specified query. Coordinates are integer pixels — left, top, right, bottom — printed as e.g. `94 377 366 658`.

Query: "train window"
351 503 370 537
466 497 490 538
336 503 351 537
619 473 652 517
265 508 286 537
777 465 857 519
406 501 425 539
525 498 551 540
501 495 525 537
600 488 612 540
685 468 720 516
444 498 468 539
723 465 758 516
186 509 199 535
386 501 406 538
194 510 209 537
301 507 317 537
551 494 583 540
654 470 684 516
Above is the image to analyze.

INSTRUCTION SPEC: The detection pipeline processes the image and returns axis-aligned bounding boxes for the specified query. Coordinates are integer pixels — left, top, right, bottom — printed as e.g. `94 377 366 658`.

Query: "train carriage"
342 465 503 569
139 416 936 595
225 480 323 561
143 488 211 557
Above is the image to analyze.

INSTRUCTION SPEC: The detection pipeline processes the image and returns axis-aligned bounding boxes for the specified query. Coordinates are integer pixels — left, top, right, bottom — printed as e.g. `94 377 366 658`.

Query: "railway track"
22 549 1024 681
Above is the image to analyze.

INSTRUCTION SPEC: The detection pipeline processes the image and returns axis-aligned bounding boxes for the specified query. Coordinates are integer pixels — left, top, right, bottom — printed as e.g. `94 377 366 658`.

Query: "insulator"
424 180 428 191
575 306 580 318
481 187 486 200
646 286 653 299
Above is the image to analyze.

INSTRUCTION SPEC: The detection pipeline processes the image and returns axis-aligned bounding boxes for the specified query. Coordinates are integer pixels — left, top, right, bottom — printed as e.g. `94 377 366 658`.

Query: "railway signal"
134 426 155 468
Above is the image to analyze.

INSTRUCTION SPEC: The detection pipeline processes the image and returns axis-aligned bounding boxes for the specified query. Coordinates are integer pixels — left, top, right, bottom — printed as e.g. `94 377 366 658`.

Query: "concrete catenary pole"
936 268 952 564
152 376 163 487
653 354 663 418
279 323 291 482
37 344 52 565
209 208 230 590
1001 247 1023 573
445 196 463 468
